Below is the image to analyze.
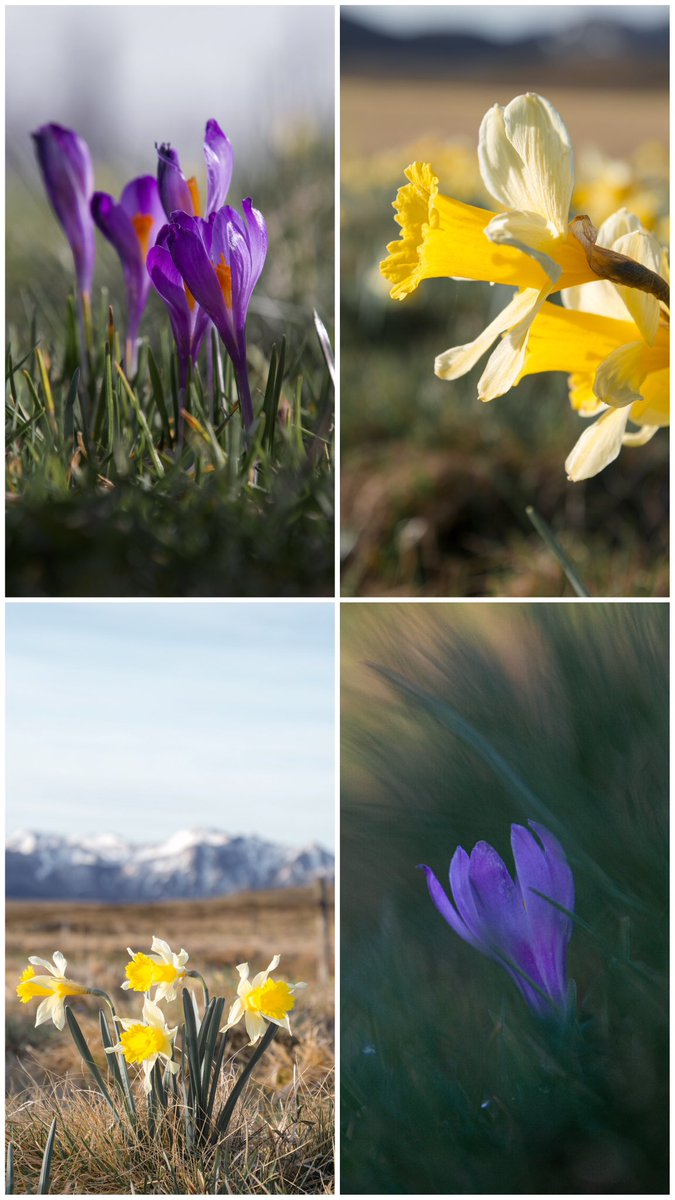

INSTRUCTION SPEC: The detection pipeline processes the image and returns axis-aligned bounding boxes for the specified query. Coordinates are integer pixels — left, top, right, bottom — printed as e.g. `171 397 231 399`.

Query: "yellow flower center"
120 1023 168 1064
244 978 295 1021
125 953 183 993
187 176 201 217
132 212 155 260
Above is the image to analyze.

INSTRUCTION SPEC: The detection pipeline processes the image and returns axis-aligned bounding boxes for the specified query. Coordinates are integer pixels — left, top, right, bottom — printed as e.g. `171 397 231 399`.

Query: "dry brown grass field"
6 887 334 1194
342 77 669 158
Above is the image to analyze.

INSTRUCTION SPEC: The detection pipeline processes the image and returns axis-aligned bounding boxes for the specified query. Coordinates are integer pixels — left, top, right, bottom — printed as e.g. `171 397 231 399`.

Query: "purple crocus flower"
157 119 233 221
420 821 575 1019
91 177 165 374
32 123 96 326
163 202 268 435
147 227 210 390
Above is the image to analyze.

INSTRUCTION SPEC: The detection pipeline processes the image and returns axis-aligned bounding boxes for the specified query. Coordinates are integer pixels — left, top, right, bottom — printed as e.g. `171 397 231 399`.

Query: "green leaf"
65 1007 121 1124
214 1021 278 1136
37 1117 57 1195
6 1142 14 1194
147 344 171 444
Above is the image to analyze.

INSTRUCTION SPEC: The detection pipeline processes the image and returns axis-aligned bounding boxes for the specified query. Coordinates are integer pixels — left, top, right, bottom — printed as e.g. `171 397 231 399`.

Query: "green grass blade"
115 363 165 477
313 310 335 387
63 367 80 448
526 506 591 598
199 997 225 1107
37 1117 57 1195
98 1009 137 1124
6 1142 14 1194
182 987 202 1114
147 344 171 444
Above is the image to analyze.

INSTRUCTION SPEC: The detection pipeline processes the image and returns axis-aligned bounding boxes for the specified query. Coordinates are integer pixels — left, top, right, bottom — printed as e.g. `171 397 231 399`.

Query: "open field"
7 886 334 1194
342 78 669 157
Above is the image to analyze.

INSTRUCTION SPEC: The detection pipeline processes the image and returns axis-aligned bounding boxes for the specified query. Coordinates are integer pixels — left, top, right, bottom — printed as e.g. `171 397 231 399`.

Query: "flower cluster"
17 938 303 1095
381 92 669 480
32 119 267 435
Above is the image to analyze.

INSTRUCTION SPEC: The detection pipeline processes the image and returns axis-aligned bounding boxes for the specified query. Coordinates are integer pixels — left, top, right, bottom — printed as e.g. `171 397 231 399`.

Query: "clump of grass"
8 1056 333 1194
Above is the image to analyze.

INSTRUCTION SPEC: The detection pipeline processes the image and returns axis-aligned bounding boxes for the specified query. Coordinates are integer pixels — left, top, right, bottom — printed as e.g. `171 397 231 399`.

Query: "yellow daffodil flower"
381 93 600 399
122 936 189 1003
16 951 88 1030
518 209 669 479
107 996 179 1093
221 955 305 1045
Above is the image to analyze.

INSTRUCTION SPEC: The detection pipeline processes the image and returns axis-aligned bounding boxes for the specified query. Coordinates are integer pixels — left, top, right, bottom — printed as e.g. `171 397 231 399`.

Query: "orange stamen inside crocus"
184 283 197 312
187 176 201 217
215 254 233 309
132 213 155 260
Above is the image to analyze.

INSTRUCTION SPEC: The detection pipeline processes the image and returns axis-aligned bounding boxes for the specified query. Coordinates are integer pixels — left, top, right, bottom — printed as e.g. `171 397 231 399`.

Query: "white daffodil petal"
435 288 539 381
622 424 659 447
611 230 662 344
562 277 627 320
478 288 549 401
565 406 631 481
29 956 58 975
593 342 648 408
265 954 281 975
224 997 245 1030
485 213 562 285
595 208 642 247
503 93 574 236
34 997 56 1028
142 998 166 1028
244 1011 267 1045
142 1059 155 1094
478 103 535 214
52 952 68 976
150 937 172 960
236 962 249 981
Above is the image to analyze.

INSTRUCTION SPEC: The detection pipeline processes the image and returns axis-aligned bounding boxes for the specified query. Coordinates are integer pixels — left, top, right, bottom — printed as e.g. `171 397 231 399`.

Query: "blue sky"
6 603 335 849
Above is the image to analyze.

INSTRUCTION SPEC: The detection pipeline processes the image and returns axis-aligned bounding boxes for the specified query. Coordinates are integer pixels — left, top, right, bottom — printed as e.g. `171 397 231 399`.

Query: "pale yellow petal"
629 367 670 427
435 289 539 381
593 341 651 408
478 287 550 401
611 229 662 344
565 406 631 481
484 210 562 284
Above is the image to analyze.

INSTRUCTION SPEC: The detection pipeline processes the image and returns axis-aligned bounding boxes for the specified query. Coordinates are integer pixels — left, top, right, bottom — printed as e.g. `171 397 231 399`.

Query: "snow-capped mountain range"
6 828 334 903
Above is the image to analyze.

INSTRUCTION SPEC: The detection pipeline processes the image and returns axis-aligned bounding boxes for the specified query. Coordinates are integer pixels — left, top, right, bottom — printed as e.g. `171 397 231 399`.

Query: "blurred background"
341 601 668 1193
341 5 669 598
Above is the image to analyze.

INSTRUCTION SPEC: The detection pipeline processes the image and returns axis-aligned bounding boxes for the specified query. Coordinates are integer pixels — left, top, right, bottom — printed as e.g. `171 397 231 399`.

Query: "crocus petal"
157 144 195 218
167 223 231 344
419 863 478 947
32 123 96 295
204 119 234 215
511 823 573 1004
565 406 631 481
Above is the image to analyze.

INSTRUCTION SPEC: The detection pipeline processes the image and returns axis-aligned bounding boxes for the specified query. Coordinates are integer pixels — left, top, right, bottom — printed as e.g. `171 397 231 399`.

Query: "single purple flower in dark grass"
147 229 210 390
157 118 233 220
32 123 96 349
420 821 575 1019
91 177 165 374
164 202 268 435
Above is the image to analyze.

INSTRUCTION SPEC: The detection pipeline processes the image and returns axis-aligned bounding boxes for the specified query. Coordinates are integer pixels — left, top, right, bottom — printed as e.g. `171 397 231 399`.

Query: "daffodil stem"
88 987 117 1019
525 506 590 598
186 970 210 1008
214 1022 278 1137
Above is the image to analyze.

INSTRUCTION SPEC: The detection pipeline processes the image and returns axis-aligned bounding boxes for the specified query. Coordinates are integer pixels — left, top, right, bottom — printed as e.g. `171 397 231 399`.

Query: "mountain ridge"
6 827 334 903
